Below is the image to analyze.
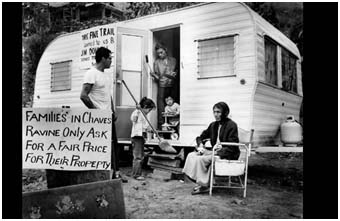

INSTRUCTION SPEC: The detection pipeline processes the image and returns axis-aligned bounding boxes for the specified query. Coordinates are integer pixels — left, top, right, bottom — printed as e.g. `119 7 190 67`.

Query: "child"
130 97 156 180
164 96 180 126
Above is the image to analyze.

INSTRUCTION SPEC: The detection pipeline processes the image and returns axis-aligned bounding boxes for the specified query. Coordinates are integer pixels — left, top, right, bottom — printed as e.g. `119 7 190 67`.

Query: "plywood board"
22 179 125 219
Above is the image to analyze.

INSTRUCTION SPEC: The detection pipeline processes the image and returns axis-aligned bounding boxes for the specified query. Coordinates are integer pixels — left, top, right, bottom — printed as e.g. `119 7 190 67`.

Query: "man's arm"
111 96 117 122
80 83 96 109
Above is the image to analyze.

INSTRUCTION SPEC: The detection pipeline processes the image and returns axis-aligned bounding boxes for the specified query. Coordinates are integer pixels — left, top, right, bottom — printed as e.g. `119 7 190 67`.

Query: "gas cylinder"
280 115 303 146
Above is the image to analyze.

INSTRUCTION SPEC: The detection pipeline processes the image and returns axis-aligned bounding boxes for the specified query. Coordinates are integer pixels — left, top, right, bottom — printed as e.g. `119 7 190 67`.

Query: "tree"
246 2 303 57
23 33 56 106
124 2 200 19
22 3 55 107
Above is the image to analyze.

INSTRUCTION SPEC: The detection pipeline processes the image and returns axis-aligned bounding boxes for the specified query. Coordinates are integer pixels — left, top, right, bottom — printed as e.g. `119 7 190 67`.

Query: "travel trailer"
33 2 303 146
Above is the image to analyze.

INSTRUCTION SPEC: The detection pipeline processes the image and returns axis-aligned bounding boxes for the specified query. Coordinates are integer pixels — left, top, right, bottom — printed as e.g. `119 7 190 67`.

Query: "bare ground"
22 152 303 219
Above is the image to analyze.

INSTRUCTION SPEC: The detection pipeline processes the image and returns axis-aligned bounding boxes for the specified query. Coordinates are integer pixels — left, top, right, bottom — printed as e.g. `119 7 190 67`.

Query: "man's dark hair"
213 102 230 119
95 47 111 63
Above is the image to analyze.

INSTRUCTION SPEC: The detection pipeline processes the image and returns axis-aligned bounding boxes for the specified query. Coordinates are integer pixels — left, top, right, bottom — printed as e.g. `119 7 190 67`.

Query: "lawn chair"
209 129 254 198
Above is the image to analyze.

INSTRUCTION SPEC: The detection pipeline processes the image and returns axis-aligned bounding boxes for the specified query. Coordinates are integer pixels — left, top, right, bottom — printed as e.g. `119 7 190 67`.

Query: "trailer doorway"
152 27 180 138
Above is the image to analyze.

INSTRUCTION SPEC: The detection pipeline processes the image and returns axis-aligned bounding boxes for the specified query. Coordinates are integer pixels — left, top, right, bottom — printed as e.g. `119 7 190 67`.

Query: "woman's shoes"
193 185 201 191
191 186 209 195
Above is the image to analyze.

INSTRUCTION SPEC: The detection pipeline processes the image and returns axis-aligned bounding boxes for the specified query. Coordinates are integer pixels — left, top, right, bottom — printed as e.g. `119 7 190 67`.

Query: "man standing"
80 47 127 182
151 43 178 129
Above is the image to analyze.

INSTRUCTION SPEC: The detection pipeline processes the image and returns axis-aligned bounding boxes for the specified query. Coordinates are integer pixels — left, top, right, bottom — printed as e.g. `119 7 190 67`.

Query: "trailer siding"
33 30 117 108
121 3 256 143
34 33 84 108
252 9 303 145
252 82 302 145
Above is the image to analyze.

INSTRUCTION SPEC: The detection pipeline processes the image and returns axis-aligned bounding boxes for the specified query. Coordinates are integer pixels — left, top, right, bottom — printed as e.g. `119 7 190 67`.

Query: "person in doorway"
130 97 156 180
182 102 239 195
80 47 127 183
151 43 178 129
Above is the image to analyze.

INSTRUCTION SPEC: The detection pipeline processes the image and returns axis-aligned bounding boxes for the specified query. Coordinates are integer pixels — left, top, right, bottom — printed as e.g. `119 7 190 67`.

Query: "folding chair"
209 129 254 198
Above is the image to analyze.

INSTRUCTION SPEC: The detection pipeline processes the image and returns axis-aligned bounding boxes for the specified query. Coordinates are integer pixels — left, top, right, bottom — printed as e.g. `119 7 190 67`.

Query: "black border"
2 2 23 218
2 2 339 219
303 3 338 219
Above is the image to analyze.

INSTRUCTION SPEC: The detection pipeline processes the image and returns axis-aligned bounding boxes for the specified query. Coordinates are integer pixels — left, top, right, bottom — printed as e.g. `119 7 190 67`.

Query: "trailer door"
115 27 149 139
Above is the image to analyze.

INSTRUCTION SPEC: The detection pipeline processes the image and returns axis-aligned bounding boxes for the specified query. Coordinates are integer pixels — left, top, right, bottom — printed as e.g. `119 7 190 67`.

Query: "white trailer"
33 3 303 146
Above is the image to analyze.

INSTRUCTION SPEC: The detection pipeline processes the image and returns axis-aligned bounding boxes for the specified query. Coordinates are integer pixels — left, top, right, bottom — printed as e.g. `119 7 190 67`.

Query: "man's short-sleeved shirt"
83 67 112 110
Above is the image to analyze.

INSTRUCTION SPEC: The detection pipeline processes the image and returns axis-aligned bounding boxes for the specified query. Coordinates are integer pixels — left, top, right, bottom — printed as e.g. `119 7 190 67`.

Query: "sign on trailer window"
80 24 115 69
23 108 112 171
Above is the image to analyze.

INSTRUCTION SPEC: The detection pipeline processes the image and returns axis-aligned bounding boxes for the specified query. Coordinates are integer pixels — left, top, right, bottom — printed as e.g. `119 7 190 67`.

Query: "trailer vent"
50 60 72 92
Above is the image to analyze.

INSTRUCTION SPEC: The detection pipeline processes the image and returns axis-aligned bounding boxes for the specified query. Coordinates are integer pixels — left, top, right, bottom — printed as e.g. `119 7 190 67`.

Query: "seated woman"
182 102 239 195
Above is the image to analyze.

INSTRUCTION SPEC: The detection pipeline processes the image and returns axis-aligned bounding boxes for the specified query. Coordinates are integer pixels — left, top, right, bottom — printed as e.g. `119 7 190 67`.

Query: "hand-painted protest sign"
23 108 112 171
79 24 115 69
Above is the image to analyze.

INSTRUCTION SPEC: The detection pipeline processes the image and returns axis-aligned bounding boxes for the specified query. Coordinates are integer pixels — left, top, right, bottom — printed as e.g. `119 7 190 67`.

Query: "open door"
115 27 149 139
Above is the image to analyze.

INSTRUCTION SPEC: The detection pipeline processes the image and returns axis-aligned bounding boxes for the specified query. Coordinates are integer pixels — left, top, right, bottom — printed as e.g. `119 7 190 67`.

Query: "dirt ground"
22 152 303 219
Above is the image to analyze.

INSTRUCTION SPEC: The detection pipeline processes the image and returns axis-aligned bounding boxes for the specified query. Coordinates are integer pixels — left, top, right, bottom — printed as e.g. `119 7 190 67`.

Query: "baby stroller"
160 112 179 140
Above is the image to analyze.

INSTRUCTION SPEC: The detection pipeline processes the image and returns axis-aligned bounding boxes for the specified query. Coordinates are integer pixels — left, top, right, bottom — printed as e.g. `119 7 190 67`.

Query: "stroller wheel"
171 133 179 140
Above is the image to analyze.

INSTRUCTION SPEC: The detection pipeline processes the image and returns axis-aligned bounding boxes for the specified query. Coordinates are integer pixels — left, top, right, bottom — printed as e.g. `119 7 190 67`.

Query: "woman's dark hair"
95 47 111 63
155 43 167 52
139 97 156 109
213 102 230 119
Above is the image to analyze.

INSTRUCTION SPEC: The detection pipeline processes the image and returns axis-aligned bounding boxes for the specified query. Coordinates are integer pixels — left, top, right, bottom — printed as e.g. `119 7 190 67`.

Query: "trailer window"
197 36 235 78
264 37 278 86
281 47 297 93
50 61 72 92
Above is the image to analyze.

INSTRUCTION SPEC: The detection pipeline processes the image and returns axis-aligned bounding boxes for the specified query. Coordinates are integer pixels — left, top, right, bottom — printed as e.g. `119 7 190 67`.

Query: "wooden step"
148 163 183 174
148 157 181 168
148 153 177 160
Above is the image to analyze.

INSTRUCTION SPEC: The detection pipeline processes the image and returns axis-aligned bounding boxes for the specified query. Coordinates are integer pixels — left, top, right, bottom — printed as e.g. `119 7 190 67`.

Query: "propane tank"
280 115 303 146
